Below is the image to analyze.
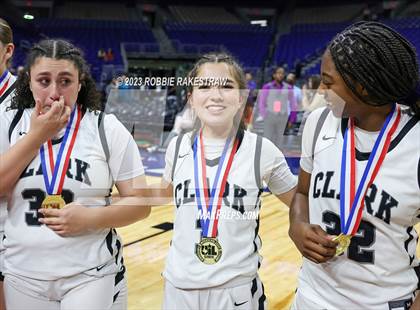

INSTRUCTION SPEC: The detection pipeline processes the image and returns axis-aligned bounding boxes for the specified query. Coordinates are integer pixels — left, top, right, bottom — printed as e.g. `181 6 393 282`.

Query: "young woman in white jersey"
155 53 297 309
0 17 16 310
289 21 420 309
0 39 150 309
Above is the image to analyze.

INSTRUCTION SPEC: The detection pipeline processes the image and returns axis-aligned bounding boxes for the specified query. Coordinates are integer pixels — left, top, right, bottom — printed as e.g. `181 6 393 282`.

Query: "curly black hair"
328 21 420 118
10 39 101 111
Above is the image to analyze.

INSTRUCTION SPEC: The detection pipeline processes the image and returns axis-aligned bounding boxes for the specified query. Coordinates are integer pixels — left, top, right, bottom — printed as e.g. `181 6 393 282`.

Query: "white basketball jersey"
0 107 144 280
297 106 420 309
162 130 297 289
0 72 16 272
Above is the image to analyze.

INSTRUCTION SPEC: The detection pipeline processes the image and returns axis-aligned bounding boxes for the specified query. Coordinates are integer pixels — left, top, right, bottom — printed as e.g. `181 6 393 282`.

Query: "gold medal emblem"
195 237 222 264
332 233 352 256
41 195 66 210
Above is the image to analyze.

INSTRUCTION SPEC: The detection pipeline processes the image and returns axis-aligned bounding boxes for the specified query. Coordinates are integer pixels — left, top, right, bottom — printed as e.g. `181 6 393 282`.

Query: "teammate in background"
0 17 16 310
154 53 297 309
244 71 257 128
289 22 420 309
301 75 323 113
257 67 296 150
0 39 150 309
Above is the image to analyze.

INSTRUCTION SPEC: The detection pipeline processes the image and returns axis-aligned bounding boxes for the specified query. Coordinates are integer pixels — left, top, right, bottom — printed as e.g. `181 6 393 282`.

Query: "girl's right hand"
28 96 71 146
289 221 338 264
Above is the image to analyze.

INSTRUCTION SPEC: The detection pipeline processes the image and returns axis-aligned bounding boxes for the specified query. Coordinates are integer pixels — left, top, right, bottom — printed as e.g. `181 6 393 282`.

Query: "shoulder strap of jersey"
8 109 24 143
98 111 110 163
0 80 16 105
7 108 111 164
171 133 185 181
388 114 418 150
311 107 330 160
254 135 263 189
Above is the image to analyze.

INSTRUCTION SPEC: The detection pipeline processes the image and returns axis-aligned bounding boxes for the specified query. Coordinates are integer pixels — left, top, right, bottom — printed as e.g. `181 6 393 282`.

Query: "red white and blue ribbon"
193 130 238 237
40 104 81 195
340 104 401 235
0 70 11 97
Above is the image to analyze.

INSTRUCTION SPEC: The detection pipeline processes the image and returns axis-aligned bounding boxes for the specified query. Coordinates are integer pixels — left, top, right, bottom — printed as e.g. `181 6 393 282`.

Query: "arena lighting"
23 13 34 20
250 20 267 27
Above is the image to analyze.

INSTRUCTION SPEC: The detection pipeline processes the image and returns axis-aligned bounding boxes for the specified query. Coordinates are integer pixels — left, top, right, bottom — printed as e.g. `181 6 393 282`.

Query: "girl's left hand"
38 203 95 237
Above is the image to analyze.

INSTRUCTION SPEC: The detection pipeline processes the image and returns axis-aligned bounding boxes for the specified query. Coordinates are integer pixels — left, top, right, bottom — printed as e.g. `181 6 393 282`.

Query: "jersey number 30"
22 189 74 226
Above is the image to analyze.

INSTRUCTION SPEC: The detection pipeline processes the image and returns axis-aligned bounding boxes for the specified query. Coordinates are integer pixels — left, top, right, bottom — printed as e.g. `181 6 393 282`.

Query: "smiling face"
29 57 81 114
189 62 243 134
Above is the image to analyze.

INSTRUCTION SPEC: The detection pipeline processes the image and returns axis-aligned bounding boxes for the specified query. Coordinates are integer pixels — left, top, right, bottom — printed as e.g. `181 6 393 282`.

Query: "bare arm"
275 186 296 207
146 178 174 206
288 169 337 263
411 293 420 310
83 175 152 229
40 175 152 236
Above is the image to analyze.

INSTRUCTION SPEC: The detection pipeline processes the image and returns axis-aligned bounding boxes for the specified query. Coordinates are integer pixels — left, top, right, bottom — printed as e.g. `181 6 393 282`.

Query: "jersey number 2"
322 210 376 264
22 189 74 226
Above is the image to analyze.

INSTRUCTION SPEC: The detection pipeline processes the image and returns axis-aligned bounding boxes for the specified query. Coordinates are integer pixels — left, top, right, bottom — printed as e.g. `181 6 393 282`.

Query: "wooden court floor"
117 177 420 310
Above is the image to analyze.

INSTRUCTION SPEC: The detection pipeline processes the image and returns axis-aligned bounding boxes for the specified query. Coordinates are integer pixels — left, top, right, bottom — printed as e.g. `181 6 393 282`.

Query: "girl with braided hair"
289 21 420 309
0 39 151 309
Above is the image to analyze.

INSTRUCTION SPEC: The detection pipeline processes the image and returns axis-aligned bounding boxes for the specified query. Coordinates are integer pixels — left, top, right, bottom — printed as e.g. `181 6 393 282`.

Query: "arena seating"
274 17 420 77
169 6 240 24
164 22 274 67
10 16 420 82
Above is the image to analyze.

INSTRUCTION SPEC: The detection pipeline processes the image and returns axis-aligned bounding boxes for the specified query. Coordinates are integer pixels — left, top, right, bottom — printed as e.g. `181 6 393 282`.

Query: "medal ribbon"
40 104 81 195
193 130 238 238
340 104 401 235
0 70 11 97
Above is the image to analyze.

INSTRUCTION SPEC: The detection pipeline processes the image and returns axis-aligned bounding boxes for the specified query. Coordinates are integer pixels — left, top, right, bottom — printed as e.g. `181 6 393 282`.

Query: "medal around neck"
40 104 81 210
193 130 238 264
332 233 352 256
0 70 11 97
335 104 401 256
41 195 66 210
195 237 223 265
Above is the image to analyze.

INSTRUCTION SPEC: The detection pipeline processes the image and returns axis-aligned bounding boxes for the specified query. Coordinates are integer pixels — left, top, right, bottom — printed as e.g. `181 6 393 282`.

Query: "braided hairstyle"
10 39 101 111
328 21 420 118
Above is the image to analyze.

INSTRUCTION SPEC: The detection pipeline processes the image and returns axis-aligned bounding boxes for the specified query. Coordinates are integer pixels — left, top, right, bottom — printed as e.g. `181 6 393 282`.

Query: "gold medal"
195 237 222 264
41 195 66 210
332 233 352 256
